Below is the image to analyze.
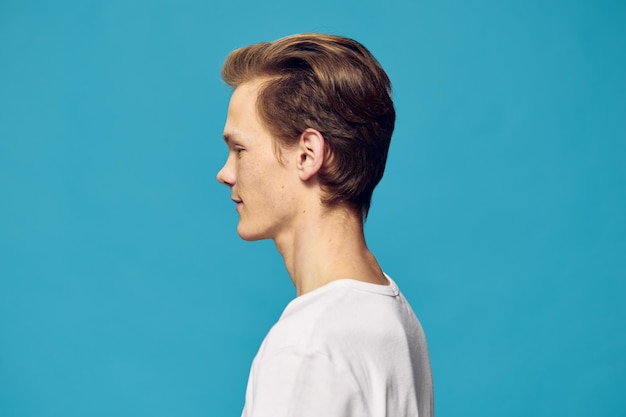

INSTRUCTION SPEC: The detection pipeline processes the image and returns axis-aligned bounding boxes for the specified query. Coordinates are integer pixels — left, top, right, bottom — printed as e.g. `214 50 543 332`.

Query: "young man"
217 34 434 417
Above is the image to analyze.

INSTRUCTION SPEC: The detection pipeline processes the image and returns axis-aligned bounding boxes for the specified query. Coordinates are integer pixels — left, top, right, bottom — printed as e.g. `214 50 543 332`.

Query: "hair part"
222 33 395 220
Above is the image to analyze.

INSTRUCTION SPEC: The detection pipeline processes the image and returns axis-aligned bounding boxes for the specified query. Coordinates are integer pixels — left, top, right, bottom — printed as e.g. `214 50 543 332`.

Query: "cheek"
236 159 262 191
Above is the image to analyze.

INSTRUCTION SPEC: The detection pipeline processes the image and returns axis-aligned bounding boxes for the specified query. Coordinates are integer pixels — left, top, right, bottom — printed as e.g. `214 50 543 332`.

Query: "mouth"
232 198 243 209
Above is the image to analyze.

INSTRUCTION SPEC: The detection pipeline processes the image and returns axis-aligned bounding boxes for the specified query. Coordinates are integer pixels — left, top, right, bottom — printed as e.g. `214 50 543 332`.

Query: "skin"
217 79 388 296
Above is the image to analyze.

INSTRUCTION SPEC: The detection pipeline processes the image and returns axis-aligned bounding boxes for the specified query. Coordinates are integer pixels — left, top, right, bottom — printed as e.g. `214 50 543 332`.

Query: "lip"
232 198 243 209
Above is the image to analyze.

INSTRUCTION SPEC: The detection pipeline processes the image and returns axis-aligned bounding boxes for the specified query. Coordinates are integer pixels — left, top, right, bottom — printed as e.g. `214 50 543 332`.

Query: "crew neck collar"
295 273 400 300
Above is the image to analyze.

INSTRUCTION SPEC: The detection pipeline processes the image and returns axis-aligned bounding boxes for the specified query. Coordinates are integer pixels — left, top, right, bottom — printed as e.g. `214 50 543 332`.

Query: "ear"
296 128 325 181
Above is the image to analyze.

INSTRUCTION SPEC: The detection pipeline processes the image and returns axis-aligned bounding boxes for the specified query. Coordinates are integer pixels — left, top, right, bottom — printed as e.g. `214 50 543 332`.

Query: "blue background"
1 0 624 416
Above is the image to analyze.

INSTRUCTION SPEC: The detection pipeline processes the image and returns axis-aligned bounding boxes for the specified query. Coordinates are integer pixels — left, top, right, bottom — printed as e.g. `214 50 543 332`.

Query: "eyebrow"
223 132 235 146
223 131 245 148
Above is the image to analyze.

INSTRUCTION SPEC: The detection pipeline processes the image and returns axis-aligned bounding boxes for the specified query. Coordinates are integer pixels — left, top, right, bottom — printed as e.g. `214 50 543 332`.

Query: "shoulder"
260 279 424 357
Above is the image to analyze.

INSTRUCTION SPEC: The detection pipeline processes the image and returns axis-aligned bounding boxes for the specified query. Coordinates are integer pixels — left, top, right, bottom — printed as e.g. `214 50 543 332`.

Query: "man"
217 33 434 417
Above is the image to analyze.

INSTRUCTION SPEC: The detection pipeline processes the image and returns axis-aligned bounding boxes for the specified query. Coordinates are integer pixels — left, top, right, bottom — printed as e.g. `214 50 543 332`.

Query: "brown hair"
222 33 395 219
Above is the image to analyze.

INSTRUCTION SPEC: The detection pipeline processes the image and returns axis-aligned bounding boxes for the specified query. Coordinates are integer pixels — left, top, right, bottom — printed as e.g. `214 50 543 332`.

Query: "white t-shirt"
241 276 434 417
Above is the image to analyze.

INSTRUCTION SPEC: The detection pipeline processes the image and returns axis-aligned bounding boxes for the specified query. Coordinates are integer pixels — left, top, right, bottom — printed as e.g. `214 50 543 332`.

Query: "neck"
274 204 387 296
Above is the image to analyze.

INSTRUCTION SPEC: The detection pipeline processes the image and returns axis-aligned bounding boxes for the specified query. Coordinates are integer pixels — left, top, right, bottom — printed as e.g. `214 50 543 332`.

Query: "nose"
216 155 235 186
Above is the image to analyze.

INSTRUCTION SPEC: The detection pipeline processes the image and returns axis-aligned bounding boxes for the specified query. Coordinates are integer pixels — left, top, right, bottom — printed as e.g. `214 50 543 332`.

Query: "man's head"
221 33 395 220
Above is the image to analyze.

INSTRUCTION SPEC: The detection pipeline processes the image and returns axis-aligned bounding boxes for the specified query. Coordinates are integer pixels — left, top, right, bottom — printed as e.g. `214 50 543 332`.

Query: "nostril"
216 168 228 185
217 165 235 186
218 175 233 187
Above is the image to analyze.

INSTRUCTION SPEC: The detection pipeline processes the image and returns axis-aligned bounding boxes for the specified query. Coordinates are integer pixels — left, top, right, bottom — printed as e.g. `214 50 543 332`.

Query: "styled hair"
222 33 395 219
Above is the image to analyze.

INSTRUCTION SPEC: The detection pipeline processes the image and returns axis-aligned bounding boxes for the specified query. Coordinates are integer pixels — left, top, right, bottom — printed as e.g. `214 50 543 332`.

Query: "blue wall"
1 0 624 415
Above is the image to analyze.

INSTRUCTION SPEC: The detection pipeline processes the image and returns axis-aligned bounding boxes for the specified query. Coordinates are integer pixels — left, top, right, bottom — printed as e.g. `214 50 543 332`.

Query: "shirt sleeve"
242 347 368 417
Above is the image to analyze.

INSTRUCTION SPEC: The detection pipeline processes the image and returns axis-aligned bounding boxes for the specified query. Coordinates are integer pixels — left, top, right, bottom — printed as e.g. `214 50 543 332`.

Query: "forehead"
229 80 262 112
223 80 265 141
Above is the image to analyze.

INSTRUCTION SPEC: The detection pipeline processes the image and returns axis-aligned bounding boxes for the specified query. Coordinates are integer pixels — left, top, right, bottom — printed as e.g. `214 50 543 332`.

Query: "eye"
234 146 245 157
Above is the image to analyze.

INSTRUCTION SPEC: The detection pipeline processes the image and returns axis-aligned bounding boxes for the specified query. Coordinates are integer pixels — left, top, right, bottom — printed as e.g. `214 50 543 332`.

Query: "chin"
237 224 269 242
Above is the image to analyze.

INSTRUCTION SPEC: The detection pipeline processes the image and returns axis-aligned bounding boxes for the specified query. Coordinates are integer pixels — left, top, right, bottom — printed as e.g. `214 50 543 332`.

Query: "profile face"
216 80 299 241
